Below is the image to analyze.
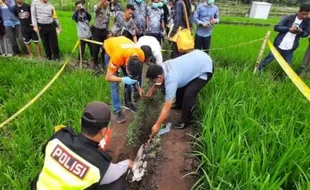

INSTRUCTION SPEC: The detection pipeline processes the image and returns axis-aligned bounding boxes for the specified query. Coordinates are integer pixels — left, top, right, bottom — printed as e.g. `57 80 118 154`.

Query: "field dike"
119 65 197 189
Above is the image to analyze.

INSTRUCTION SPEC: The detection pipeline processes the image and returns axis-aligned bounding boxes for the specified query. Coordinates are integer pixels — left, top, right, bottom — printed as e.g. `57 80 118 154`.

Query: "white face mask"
207 0 214 4
154 77 162 86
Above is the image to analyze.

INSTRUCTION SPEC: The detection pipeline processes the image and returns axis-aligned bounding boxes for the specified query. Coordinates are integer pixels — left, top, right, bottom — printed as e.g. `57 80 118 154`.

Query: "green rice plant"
192 68 310 190
126 80 164 148
0 58 111 189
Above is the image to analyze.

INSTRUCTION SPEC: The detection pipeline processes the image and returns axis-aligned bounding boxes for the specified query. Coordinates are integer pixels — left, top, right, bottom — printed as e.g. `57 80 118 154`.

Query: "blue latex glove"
121 77 137 85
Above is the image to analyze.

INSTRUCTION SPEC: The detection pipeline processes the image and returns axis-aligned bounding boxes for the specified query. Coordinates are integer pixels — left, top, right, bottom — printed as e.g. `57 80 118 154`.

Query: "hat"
82 101 111 128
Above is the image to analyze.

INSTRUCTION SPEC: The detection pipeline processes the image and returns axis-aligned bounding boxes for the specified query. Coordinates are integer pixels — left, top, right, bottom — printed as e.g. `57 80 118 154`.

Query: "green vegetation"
1 8 310 190
126 81 164 148
193 68 310 189
0 58 110 189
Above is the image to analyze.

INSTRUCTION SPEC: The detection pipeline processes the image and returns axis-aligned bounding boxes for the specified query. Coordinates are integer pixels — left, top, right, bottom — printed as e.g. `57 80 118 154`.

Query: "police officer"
31 101 133 190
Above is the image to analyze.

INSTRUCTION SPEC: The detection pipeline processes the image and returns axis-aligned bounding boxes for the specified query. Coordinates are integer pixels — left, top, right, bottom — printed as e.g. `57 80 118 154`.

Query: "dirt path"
138 110 197 190
106 111 137 162
104 65 196 190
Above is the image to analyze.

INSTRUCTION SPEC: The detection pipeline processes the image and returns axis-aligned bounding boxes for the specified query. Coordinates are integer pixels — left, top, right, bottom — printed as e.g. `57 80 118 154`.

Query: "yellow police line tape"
0 40 80 129
81 37 265 52
268 40 310 102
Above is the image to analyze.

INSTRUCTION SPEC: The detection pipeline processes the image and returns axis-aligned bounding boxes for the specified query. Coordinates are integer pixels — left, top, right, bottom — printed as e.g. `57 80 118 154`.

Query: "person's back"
33 127 111 189
137 35 162 63
162 50 213 89
32 102 133 190
104 36 144 71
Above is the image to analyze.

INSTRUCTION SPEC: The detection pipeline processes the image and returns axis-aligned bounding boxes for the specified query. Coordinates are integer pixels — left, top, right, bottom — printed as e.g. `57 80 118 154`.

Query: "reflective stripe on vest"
37 139 101 189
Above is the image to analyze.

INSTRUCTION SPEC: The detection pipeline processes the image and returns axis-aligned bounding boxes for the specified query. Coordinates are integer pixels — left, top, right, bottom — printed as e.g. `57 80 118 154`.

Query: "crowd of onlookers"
0 0 219 63
0 0 309 75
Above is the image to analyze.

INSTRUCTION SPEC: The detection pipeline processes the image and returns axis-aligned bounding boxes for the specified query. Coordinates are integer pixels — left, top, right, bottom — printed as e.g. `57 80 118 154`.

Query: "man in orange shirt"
104 36 153 123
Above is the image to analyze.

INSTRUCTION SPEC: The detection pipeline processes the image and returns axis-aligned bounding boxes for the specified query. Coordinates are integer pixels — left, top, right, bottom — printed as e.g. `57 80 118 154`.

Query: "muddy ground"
72 58 198 190
107 109 197 190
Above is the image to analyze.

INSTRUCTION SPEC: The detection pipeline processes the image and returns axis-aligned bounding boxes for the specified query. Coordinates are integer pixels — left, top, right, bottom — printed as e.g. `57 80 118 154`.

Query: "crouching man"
31 101 133 190
146 50 214 138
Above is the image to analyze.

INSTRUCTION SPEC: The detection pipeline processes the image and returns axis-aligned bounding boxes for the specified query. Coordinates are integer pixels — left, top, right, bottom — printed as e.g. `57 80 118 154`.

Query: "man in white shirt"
137 35 163 64
258 3 310 72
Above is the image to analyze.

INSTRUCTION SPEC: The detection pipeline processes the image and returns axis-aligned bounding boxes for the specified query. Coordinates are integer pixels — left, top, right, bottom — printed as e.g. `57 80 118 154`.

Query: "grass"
193 68 310 190
0 58 110 189
1 10 310 190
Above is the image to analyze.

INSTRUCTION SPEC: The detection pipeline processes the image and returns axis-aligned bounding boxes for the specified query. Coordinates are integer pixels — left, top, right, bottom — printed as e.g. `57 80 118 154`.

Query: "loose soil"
107 109 197 190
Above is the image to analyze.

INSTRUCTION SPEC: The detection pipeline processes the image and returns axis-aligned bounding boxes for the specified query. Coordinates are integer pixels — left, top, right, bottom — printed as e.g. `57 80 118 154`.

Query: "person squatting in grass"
72 1 92 63
104 36 153 123
31 101 133 190
258 3 310 72
13 0 41 58
137 35 163 64
111 4 137 42
129 0 147 39
298 38 310 76
146 50 213 138
31 0 61 61
146 0 166 44
92 0 110 70
193 0 219 54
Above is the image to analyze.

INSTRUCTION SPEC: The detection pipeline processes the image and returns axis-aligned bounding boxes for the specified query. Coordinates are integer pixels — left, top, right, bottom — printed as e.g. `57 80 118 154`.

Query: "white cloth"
100 160 130 185
137 36 163 64
279 17 303 50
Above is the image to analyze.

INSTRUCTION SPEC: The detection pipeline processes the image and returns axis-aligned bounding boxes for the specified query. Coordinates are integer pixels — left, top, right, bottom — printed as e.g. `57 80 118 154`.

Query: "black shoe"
123 103 136 113
114 111 126 124
173 121 189 129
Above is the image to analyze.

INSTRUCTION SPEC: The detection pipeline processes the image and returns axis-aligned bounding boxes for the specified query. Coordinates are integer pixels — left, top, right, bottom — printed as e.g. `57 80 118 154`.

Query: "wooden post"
254 31 271 73
79 39 83 69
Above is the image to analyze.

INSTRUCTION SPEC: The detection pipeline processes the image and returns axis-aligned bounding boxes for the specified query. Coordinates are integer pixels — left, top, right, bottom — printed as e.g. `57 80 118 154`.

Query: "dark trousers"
79 38 93 60
175 73 213 122
149 33 162 45
92 27 108 66
259 46 293 70
38 23 60 60
300 45 310 72
172 42 183 58
5 25 26 55
195 34 211 54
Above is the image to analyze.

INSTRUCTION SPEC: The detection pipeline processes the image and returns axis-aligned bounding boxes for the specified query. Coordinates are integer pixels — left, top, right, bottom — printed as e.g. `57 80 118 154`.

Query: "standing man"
146 0 165 44
111 4 137 42
72 1 92 63
31 0 61 60
193 0 219 54
31 101 133 190
92 0 110 70
145 50 213 137
130 0 147 39
258 4 310 71
104 36 153 123
13 0 41 58
298 38 310 76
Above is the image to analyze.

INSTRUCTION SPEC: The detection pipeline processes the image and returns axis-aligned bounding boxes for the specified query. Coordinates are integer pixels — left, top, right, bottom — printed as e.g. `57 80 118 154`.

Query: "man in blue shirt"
193 0 219 54
145 50 213 137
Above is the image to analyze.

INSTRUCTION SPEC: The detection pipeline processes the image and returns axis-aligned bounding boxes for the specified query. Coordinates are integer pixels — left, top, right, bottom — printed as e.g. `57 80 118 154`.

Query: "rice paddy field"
0 10 310 189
